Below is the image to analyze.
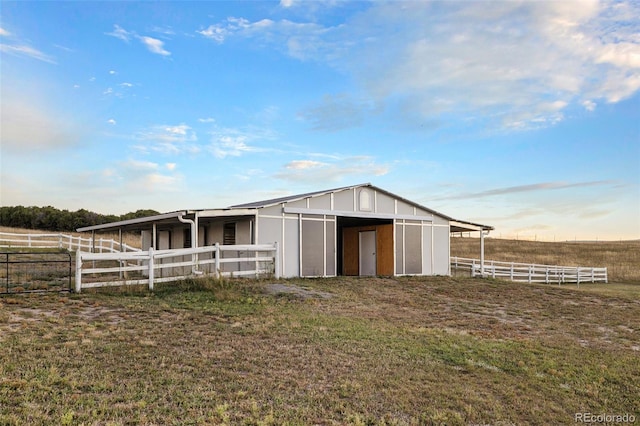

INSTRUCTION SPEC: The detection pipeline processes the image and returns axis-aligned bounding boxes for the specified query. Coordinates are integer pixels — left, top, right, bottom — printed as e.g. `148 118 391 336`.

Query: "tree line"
0 206 160 232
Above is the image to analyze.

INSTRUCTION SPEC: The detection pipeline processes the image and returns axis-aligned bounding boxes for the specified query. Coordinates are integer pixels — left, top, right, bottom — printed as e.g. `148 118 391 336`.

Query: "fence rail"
75 243 280 292
0 232 140 253
451 257 607 285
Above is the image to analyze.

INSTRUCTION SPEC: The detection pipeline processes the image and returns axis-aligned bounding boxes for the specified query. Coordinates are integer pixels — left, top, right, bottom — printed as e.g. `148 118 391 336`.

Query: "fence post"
274 241 281 279
148 247 155 291
214 243 220 278
75 250 83 293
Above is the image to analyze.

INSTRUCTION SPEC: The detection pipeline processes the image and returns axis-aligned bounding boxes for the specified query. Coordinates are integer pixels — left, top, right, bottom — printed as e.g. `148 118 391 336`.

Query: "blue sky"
1 0 639 240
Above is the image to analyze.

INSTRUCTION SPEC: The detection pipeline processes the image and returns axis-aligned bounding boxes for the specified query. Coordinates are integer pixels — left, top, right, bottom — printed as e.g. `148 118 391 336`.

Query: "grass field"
451 237 640 283
1 276 639 425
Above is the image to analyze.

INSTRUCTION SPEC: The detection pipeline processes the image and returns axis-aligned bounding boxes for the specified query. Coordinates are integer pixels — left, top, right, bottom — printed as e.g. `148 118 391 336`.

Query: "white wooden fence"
0 232 139 253
75 243 280 292
451 257 607 285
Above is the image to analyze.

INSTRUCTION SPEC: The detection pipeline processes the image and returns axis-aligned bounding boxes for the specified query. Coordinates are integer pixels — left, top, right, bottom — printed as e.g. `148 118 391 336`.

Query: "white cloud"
109 70 117 75
107 119 116 125
106 24 132 42
139 36 171 56
106 24 171 56
106 24 133 42
0 28 11 36
208 126 275 158
202 1 640 131
582 100 597 111
166 163 177 171
275 156 389 183
135 124 199 155
0 43 56 64
198 117 216 123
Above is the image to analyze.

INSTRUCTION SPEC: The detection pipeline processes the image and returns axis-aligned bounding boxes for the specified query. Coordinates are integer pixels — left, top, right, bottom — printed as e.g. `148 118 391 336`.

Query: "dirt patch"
264 283 334 300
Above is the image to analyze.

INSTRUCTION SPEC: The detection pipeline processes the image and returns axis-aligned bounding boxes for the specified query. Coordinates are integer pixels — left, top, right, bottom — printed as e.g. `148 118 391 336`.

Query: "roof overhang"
77 209 258 233
450 219 494 233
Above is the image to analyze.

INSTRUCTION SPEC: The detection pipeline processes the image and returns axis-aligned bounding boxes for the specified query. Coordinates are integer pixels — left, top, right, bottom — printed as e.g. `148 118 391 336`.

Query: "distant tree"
0 206 162 232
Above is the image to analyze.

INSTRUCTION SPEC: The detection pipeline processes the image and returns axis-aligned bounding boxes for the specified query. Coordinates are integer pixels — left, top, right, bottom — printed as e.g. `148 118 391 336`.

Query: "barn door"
359 231 377 276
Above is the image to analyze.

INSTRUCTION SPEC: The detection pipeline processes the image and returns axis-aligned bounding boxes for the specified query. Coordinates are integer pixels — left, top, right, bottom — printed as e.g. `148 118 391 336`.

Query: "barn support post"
480 230 485 277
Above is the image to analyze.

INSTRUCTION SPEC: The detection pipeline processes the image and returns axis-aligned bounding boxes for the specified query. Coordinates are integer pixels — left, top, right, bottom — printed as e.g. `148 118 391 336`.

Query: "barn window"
183 227 192 248
223 222 236 245
359 189 372 211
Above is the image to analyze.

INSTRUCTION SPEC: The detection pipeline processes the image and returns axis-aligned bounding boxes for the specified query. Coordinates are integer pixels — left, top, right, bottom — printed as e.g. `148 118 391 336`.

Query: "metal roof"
230 183 368 209
76 183 493 233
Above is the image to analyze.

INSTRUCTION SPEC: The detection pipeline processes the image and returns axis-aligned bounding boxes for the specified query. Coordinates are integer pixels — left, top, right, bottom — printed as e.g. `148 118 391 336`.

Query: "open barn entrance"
337 217 394 276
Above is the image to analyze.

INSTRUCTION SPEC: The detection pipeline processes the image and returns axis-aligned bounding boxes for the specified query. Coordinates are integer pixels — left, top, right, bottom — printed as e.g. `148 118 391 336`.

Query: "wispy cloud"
105 24 133 42
208 125 277 159
274 155 389 183
1 28 57 63
200 1 640 131
106 24 171 56
135 124 199 155
437 180 619 201
139 36 171 56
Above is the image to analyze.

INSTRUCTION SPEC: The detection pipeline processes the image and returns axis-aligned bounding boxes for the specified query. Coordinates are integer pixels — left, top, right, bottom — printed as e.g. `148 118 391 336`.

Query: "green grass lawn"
1 276 639 425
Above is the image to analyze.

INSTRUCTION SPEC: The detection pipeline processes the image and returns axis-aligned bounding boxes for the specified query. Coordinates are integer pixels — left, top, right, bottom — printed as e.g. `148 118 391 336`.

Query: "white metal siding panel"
396 200 414 215
325 218 336 276
301 220 324 276
433 225 450 275
433 215 450 226
376 192 396 214
333 190 355 211
395 224 404 275
141 230 152 251
287 199 307 208
208 222 224 245
284 216 299 277
309 194 332 209
404 223 422 274
256 216 283 276
260 205 282 216
236 220 252 244
422 224 433 275
256 217 282 245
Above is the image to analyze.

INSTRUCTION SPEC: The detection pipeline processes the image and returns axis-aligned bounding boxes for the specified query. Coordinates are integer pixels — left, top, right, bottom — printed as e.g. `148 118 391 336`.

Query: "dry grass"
451 237 640 282
1 276 638 425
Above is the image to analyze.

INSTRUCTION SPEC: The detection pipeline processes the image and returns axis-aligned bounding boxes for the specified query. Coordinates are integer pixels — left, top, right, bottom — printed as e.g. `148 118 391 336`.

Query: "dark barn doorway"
337 217 394 276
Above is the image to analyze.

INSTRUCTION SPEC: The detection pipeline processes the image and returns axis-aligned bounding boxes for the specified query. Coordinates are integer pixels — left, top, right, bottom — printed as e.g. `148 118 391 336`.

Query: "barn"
77 183 492 278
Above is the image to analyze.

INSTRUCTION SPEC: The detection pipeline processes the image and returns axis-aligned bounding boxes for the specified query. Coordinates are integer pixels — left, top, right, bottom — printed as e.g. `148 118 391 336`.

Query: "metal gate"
1 251 72 294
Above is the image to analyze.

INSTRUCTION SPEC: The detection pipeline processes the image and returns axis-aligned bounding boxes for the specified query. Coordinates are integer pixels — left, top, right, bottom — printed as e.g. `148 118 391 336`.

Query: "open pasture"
1 276 638 425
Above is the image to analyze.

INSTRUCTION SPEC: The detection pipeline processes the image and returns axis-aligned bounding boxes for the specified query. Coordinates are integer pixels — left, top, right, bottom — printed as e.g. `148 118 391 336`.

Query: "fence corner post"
75 250 82 293
148 247 155 291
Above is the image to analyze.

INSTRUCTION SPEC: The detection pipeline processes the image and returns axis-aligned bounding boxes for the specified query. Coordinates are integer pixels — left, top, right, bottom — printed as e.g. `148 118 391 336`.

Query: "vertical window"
223 222 236 245
183 227 192 248
359 189 372 211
